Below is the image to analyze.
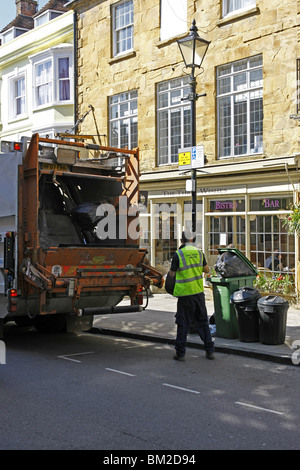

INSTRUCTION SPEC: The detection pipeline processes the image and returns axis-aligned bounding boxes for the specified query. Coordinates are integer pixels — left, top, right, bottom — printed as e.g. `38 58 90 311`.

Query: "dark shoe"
206 351 215 360
173 354 185 362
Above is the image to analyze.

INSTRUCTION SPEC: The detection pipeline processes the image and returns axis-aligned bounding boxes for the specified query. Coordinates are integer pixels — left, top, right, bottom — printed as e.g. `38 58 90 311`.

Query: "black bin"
257 296 289 345
231 287 261 342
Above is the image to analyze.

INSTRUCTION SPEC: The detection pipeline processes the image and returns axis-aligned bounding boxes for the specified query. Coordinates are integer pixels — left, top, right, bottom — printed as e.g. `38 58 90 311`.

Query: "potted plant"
282 203 300 236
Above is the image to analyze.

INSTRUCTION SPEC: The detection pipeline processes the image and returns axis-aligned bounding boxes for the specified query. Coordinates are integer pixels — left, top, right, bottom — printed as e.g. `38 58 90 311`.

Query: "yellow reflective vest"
173 245 204 297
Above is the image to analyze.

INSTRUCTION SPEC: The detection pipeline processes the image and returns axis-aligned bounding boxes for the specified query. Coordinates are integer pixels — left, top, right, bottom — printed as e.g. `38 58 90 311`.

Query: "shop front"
140 159 299 290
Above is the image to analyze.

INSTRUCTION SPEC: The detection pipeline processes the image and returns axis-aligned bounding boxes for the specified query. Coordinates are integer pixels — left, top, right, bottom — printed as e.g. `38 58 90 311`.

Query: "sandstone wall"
74 0 299 173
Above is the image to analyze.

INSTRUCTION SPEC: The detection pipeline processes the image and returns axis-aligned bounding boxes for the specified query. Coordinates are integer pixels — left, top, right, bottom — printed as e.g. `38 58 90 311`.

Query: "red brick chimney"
16 0 38 17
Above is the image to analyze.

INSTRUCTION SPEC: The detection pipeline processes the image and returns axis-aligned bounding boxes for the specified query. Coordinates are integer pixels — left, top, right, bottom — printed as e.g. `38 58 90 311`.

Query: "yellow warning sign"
178 151 191 167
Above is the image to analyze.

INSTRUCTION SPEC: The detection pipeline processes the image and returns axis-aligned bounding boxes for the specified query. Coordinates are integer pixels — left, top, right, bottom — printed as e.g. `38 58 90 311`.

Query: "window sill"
217 7 260 26
8 114 29 124
109 50 136 65
218 152 264 160
155 32 187 49
33 101 73 111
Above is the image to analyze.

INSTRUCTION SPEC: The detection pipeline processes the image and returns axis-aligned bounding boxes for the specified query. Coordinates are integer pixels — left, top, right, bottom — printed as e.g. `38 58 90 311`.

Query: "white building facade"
0 6 74 142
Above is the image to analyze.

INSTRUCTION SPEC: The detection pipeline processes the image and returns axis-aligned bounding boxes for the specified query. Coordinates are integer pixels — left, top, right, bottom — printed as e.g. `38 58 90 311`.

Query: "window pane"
217 54 263 158
15 77 25 115
219 96 231 157
218 76 231 95
109 89 138 149
233 58 247 72
170 108 181 162
58 58 70 101
234 94 247 155
183 107 191 148
35 60 52 106
114 0 133 56
157 77 191 165
223 0 256 16
250 69 262 88
250 90 263 153
158 110 169 164
234 72 247 92
58 58 69 78
159 93 168 109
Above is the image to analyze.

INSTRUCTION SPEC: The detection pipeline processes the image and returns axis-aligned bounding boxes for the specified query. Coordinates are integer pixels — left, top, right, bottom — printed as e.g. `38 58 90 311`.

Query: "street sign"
191 145 204 168
178 146 204 170
178 149 191 167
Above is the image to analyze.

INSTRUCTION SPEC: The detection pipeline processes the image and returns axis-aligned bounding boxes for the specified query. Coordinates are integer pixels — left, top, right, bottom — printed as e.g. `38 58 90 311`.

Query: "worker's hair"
182 230 196 243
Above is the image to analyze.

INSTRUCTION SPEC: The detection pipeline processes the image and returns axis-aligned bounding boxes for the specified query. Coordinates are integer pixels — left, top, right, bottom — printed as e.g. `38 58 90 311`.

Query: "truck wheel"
33 314 67 334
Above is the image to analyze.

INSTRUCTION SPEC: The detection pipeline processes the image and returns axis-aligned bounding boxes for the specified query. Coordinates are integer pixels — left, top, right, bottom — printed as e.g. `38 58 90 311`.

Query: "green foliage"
282 203 300 235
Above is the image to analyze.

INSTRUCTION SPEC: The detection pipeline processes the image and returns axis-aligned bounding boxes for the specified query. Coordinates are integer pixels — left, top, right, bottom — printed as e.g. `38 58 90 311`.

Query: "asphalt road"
1 322 299 452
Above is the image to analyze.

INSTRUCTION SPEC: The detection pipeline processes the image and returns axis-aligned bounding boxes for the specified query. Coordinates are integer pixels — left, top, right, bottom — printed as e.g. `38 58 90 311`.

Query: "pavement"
91 289 300 366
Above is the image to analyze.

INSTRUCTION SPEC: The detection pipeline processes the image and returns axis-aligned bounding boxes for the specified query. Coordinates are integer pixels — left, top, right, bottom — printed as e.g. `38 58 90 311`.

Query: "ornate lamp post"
177 19 210 238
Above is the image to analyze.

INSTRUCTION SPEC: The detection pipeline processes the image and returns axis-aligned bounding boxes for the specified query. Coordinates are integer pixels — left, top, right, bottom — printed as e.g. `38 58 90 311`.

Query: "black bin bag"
215 250 255 278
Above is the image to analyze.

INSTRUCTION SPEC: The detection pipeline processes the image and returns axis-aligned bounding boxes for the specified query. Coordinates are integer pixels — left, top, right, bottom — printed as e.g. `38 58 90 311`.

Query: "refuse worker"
167 230 215 361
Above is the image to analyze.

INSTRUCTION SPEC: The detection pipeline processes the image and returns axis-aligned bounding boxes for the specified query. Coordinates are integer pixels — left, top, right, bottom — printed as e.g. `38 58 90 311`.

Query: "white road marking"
105 368 136 377
57 351 95 363
235 401 284 415
163 383 200 394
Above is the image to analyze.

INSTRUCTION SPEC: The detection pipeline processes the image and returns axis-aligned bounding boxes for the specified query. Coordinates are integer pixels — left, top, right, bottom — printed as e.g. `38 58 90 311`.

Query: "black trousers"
175 292 214 357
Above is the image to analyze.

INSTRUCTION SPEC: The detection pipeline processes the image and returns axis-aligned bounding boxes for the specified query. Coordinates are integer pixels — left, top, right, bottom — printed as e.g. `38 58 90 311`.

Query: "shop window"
249 215 295 275
157 76 191 165
217 54 263 158
207 197 246 265
154 203 178 268
249 195 295 274
208 215 246 260
112 0 134 57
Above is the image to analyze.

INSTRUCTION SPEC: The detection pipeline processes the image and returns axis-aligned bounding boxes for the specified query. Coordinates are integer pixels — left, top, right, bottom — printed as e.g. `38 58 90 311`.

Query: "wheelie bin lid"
257 295 289 307
231 286 261 304
215 248 258 278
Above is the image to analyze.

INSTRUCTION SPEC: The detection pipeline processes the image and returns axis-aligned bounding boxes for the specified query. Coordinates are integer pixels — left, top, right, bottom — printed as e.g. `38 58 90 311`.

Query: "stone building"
66 0 300 288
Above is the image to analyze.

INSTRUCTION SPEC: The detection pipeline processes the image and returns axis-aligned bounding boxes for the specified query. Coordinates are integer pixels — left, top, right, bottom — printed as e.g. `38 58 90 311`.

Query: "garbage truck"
0 134 163 336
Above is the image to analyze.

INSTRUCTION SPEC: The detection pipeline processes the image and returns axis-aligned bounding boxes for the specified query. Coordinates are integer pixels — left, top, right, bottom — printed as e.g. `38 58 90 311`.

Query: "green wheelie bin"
211 248 258 339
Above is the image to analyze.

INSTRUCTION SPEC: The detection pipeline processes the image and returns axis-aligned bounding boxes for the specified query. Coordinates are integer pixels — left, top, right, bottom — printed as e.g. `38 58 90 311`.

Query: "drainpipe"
73 10 78 129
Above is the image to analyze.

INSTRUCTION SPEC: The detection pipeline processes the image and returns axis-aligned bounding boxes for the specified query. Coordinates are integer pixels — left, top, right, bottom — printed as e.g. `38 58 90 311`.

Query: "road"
0 322 299 451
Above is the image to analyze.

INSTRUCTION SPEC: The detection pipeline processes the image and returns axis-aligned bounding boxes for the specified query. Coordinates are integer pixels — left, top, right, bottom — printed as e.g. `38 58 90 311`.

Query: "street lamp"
177 19 210 239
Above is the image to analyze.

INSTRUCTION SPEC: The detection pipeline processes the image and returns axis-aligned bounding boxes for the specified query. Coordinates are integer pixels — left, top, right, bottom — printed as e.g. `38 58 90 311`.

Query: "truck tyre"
33 314 67 334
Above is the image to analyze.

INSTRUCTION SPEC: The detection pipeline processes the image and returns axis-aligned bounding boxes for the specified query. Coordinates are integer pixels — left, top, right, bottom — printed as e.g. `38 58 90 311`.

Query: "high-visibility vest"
173 245 204 297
